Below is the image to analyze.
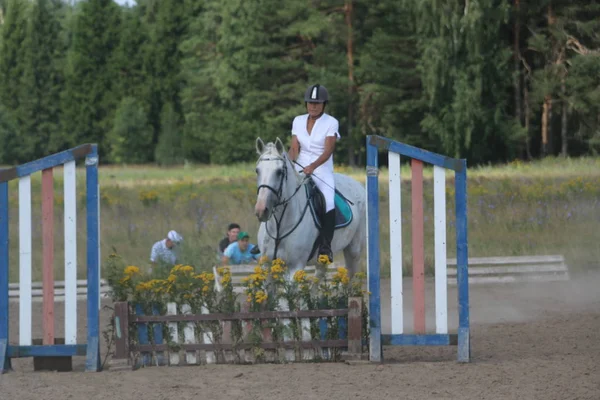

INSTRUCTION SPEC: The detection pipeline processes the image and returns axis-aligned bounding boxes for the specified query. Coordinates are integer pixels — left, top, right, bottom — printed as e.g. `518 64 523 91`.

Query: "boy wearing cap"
150 230 183 268
221 231 261 265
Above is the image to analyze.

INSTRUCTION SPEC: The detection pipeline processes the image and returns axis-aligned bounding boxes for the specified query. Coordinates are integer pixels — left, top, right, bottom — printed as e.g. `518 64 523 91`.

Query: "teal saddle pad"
305 180 353 230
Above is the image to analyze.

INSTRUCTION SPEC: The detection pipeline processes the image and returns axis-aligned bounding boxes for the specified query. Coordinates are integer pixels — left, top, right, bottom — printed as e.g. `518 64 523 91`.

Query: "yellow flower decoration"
293 270 307 283
194 272 215 284
270 263 285 275
135 282 150 292
270 261 286 282
217 266 230 275
170 264 183 274
332 266 350 285
255 291 268 304
123 266 140 276
215 266 232 286
179 265 194 274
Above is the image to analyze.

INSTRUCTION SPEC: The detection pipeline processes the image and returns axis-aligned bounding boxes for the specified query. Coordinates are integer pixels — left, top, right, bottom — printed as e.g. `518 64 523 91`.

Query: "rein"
256 154 312 259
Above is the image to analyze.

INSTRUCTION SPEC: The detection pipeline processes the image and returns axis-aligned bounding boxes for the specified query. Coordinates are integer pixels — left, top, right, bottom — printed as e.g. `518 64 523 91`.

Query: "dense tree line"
0 0 598 166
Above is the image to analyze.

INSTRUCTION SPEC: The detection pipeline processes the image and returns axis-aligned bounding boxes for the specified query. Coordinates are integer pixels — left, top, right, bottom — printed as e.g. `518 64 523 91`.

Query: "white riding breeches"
295 164 335 212
313 172 335 212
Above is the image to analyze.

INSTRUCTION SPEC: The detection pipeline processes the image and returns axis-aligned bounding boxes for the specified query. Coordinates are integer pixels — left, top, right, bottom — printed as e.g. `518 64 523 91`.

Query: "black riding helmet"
304 83 329 104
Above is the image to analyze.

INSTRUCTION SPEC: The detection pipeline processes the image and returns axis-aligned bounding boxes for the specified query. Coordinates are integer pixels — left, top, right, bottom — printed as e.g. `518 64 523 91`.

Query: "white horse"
253 137 366 280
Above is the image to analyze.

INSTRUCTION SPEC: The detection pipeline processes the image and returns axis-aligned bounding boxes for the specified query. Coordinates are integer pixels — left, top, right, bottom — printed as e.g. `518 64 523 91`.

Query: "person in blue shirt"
221 231 261 265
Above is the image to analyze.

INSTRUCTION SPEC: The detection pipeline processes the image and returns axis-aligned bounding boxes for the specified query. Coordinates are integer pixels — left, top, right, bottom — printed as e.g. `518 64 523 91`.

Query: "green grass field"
4 156 600 282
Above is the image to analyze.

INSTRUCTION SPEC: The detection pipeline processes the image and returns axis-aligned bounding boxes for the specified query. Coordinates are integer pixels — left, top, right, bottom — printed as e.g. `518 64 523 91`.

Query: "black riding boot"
319 210 336 262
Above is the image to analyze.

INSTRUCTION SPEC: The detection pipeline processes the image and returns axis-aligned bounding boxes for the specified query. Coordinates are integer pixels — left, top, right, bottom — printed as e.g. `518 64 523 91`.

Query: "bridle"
256 153 312 259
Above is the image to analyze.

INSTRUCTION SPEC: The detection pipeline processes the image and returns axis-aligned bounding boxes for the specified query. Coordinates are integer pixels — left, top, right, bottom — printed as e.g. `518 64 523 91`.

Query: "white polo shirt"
291 113 340 176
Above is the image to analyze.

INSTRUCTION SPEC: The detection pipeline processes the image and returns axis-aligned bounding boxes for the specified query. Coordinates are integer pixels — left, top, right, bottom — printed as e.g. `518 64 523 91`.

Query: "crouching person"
221 231 261 265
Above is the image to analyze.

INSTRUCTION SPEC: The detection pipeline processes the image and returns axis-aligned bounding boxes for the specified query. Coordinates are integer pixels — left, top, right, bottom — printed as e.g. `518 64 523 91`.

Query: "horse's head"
254 137 293 222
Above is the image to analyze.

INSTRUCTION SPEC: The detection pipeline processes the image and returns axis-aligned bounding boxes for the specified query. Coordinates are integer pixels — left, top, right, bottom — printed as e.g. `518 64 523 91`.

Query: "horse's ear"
256 137 265 155
275 137 286 155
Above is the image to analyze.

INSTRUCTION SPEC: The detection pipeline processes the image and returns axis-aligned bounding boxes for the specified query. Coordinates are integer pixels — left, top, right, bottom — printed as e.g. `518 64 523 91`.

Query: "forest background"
1 0 599 167
1 0 599 280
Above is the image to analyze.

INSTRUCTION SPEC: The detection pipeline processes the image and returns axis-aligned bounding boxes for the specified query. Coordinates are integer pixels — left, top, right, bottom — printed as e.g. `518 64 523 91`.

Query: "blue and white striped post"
455 161 471 362
85 145 101 372
0 144 101 373
0 181 10 372
365 135 470 363
366 142 382 362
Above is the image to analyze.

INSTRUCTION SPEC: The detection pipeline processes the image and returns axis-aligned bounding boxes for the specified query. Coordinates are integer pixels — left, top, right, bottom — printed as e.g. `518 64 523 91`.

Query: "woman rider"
288 83 340 262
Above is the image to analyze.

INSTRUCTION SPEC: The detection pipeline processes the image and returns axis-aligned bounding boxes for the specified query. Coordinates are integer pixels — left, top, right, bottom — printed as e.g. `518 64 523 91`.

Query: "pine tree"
294 0 358 165
142 0 190 154
525 0 600 157
0 0 28 163
113 5 148 101
180 0 319 163
0 103 17 164
17 0 66 159
562 1 600 154
61 0 122 156
154 102 184 165
0 0 27 115
356 0 426 152
408 0 519 163
107 96 153 163
0 1 5 24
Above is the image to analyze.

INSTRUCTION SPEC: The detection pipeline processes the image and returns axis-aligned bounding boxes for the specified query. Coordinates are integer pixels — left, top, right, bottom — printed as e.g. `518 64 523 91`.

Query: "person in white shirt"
288 83 340 262
150 230 183 270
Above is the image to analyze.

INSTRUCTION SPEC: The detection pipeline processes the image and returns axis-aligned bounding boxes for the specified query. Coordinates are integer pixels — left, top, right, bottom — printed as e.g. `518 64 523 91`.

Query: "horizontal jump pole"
447 255 566 265
8 279 109 291
133 308 349 323
382 334 458 346
451 275 570 285
7 344 87 358
227 264 338 274
0 144 94 183
133 340 349 353
368 135 465 172
447 265 569 276
8 280 110 300
8 287 111 300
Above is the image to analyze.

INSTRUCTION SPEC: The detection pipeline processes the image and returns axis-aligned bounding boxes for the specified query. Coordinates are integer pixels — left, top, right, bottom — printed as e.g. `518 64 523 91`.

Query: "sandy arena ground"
1 271 599 400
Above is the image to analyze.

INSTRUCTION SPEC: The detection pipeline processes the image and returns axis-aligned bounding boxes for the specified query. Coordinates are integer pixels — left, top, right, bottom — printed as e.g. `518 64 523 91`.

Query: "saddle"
305 178 353 230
